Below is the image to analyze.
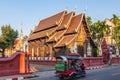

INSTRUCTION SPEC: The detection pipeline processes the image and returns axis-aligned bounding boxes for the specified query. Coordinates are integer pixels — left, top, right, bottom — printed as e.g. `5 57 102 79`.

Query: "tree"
0 36 8 57
86 16 110 44
0 25 18 57
111 14 120 48
92 20 110 45
111 14 120 26
86 16 98 56
86 16 92 28
112 26 120 47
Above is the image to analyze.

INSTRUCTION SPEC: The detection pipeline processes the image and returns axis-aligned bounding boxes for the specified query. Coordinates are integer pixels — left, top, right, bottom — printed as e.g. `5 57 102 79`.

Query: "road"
28 65 120 80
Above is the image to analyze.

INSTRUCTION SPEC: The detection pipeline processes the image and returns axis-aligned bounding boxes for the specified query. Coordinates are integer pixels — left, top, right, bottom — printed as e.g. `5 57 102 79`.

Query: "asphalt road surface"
28 65 120 80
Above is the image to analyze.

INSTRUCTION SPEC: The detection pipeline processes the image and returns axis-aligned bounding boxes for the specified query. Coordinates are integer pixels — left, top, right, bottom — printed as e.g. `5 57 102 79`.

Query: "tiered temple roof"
28 10 66 40
28 10 91 57
54 13 84 48
47 11 74 43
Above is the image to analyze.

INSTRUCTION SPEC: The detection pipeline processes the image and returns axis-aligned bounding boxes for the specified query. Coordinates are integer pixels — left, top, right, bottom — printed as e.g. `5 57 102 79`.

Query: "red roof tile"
65 13 83 34
54 34 77 47
34 10 67 32
46 12 74 43
54 13 84 48
28 27 57 40
47 30 65 43
57 11 75 30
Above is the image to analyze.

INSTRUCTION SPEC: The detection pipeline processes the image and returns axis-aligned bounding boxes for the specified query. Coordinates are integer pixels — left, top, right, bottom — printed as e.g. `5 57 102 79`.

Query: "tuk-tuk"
55 55 86 80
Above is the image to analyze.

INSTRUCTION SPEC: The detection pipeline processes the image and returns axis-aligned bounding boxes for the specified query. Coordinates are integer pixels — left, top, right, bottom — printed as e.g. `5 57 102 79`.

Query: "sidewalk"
0 64 54 80
0 73 37 80
0 64 120 80
86 64 120 70
30 64 54 72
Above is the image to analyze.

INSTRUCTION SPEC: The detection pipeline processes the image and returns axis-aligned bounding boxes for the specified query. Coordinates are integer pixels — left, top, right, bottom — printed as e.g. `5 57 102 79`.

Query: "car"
55 55 86 80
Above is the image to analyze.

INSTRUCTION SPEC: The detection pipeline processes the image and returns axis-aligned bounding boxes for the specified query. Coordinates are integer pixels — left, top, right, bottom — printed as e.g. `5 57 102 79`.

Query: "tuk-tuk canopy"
56 56 83 61
68 53 80 57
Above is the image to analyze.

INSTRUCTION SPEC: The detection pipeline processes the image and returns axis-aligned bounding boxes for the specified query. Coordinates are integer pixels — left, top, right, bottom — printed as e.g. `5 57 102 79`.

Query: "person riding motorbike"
71 60 82 75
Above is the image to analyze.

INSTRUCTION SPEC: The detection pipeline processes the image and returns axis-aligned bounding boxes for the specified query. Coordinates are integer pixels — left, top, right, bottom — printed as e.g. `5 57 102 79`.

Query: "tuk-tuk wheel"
69 73 77 80
59 76 68 80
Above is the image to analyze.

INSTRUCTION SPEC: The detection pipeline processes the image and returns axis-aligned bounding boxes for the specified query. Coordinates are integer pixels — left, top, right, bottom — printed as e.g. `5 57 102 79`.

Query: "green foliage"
111 14 120 26
0 25 18 57
92 48 98 57
0 36 8 52
86 16 110 43
111 14 120 48
92 20 110 42
86 16 92 28
86 16 110 56
112 26 120 47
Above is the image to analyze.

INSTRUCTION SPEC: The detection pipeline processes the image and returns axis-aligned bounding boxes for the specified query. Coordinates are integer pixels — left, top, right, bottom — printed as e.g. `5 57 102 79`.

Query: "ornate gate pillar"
102 38 110 64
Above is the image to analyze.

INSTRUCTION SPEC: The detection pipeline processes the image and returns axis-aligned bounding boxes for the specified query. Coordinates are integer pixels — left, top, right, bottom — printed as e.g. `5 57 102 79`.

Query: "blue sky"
0 0 120 36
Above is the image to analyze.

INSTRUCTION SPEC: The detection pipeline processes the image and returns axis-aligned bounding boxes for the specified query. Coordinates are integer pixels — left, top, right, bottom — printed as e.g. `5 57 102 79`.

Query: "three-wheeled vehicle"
55 55 86 80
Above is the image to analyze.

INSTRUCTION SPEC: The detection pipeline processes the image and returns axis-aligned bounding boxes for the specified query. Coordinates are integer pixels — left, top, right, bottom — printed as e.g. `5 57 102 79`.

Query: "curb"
5 75 39 80
5 77 25 80
86 66 104 70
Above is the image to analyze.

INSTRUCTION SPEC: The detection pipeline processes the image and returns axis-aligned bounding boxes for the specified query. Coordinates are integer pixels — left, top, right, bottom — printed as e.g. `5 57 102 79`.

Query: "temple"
4 28 25 56
28 10 95 59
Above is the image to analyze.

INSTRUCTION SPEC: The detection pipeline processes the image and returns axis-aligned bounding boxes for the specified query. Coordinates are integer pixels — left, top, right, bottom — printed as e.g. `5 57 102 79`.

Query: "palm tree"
112 26 120 47
92 20 110 56
111 14 120 26
111 14 120 48
92 20 110 45
86 16 110 56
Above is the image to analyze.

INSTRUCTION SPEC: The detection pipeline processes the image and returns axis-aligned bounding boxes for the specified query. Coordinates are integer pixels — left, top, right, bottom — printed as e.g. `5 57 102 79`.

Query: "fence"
0 51 29 76
29 56 120 67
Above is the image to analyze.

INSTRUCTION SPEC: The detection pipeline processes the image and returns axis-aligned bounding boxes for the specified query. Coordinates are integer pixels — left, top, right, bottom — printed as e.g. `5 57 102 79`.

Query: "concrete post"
116 46 119 57
99 44 102 56
87 42 92 57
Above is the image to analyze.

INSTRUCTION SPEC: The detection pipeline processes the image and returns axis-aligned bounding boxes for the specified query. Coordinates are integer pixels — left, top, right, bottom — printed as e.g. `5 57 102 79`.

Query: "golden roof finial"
20 23 23 39
65 6 68 11
64 24 67 29
54 37 57 41
46 32 48 37
73 6 77 12
65 42 68 46
56 21 58 25
83 5 87 14
75 29 77 33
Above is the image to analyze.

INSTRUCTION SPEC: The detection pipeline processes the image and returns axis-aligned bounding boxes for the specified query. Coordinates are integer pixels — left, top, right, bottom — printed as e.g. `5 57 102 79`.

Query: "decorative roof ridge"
47 32 57 42
33 10 67 32
66 11 75 27
46 32 49 37
64 13 82 35
47 29 67 43
57 11 75 31
57 30 67 41
64 32 77 36
33 24 57 34
47 11 74 43
47 27 59 37
54 37 57 42
40 10 67 21
82 13 91 36
54 36 64 47
66 34 77 46
74 13 84 33
54 34 77 48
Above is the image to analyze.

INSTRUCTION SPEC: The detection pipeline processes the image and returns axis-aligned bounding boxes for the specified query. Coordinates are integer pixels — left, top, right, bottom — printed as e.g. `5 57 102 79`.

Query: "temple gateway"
28 10 96 60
